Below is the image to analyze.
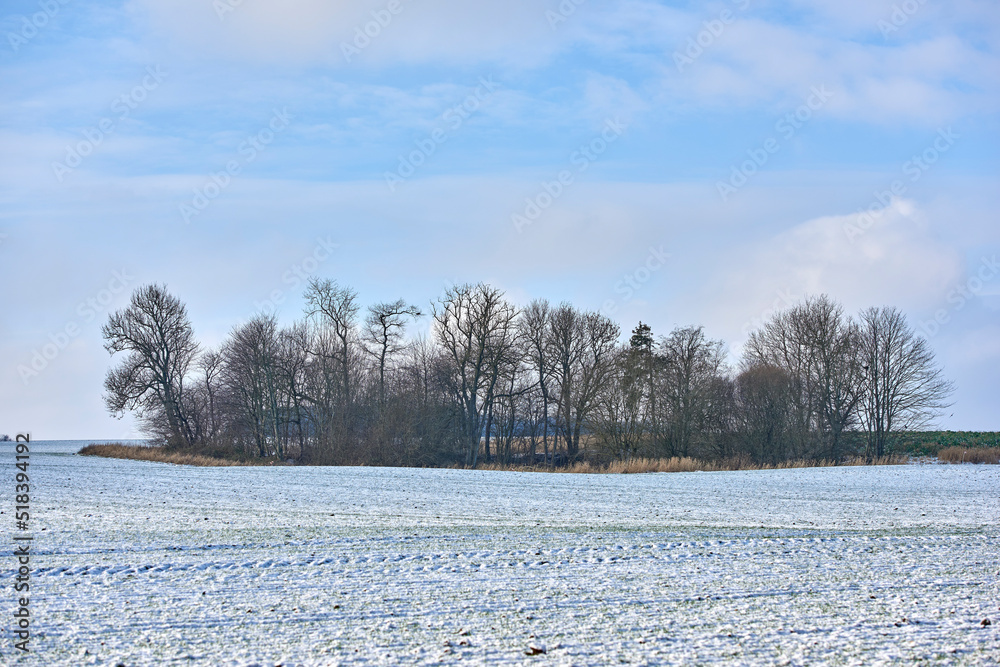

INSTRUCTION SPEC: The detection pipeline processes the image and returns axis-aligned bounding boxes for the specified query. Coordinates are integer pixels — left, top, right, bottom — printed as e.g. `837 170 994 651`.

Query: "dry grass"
937 446 1000 465
78 443 252 467
81 442 917 471
473 454 907 474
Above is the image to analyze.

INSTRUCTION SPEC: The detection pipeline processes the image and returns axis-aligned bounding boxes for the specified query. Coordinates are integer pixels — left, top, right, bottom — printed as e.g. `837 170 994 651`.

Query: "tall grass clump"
937 446 1000 464
468 454 907 474
78 443 252 467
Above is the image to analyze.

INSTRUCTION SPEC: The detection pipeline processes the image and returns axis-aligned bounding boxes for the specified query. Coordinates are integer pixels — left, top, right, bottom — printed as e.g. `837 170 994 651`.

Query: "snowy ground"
2 441 998 666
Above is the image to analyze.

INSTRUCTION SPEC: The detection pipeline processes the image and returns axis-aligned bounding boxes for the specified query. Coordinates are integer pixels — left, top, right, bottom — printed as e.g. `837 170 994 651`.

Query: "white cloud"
696 199 964 345
659 15 1000 125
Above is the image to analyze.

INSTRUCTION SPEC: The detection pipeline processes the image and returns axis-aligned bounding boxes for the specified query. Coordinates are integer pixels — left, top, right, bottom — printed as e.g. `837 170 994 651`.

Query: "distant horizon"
10 430 1000 443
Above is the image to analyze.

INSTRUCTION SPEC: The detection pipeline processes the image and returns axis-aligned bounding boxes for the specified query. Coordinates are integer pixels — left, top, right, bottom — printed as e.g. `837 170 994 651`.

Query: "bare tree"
432 283 519 467
519 300 556 464
102 284 200 447
364 300 421 407
398 334 461 465
220 314 284 458
100 281 961 469
591 346 648 459
276 322 311 459
742 295 861 459
196 349 225 444
702 374 738 459
548 305 620 460
657 325 728 458
856 307 954 459
303 278 361 457
799 296 862 459
734 364 794 464
488 353 532 465
743 306 819 457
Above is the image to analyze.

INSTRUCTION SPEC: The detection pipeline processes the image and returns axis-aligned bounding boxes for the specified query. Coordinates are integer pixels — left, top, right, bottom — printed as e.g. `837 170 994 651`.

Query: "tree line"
102 281 954 466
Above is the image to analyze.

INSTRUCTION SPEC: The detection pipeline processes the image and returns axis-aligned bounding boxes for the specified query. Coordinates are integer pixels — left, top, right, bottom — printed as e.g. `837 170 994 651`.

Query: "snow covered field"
2 441 998 666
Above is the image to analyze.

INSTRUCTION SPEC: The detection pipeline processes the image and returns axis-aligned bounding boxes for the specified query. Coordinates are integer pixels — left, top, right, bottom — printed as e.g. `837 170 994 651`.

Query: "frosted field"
2 442 998 666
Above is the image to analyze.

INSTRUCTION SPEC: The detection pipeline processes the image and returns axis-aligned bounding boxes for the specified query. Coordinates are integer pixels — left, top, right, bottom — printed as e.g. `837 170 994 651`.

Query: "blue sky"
1 0 998 438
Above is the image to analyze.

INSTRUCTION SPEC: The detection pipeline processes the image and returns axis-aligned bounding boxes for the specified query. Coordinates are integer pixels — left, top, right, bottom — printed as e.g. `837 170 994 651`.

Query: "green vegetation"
889 431 1000 457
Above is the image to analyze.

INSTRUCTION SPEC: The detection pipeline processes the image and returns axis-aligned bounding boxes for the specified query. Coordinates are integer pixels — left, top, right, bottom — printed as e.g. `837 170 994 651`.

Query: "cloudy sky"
1 0 998 439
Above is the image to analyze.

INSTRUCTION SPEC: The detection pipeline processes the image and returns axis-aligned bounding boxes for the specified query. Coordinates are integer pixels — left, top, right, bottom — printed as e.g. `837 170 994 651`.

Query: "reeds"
471 454 907 474
78 443 250 467
80 443 920 471
937 446 1000 464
